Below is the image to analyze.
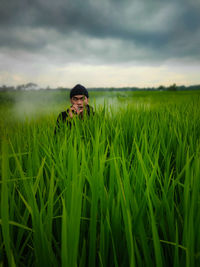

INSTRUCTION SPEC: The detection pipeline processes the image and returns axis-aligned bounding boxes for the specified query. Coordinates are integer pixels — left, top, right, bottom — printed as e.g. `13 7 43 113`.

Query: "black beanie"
70 84 89 99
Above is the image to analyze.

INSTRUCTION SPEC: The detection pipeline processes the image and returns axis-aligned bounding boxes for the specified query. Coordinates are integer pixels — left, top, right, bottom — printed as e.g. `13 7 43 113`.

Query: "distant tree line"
0 83 200 92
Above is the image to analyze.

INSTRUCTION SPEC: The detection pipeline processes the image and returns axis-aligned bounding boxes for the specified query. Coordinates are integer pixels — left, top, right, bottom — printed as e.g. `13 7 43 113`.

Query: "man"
55 84 94 133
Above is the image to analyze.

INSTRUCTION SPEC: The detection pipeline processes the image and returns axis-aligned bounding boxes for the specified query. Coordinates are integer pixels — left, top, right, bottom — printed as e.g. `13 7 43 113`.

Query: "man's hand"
68 104 84 118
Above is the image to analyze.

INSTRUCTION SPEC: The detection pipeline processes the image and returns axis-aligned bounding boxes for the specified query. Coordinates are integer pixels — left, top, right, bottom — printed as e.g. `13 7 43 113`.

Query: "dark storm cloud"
0 0 200 64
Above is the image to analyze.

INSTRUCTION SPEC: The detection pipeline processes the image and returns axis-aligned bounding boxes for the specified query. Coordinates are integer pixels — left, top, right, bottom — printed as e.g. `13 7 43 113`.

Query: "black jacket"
54 104 94 134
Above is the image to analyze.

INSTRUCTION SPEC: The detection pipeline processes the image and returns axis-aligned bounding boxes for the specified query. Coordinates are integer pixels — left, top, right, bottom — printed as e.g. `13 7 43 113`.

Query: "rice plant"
0 92 200 266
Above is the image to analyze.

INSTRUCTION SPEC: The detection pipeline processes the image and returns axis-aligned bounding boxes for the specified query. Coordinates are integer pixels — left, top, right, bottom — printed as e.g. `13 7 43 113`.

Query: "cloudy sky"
0 0 200 88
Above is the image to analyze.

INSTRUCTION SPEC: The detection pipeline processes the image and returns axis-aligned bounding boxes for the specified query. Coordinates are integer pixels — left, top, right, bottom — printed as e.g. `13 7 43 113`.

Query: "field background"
0 89 200 266
1 89 200 122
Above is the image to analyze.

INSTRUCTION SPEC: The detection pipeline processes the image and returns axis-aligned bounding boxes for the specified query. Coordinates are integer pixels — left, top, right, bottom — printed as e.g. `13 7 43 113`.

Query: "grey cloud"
0 0 200 65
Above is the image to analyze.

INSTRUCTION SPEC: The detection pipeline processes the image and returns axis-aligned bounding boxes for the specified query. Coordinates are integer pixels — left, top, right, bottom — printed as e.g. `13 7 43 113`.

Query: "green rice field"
0 90 200 266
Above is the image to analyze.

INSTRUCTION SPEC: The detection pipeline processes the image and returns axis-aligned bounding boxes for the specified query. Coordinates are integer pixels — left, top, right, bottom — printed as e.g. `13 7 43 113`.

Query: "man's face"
70 95 88 113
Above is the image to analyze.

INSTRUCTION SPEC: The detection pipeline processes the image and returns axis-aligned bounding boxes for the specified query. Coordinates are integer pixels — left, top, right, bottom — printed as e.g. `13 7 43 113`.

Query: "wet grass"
0 90 200 266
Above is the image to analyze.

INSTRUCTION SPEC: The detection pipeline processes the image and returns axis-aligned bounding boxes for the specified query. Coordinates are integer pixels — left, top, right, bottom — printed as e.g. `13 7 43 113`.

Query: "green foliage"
168 83 177 91
0 91 200 266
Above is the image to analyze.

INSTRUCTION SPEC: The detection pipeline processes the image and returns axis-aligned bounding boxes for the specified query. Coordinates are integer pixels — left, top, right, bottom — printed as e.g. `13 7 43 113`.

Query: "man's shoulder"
86 105 94 114
87 104 93 109
57 109 70 121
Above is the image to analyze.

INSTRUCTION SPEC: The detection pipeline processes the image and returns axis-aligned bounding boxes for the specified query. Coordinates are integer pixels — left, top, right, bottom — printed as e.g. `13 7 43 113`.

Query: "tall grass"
0 94 200 266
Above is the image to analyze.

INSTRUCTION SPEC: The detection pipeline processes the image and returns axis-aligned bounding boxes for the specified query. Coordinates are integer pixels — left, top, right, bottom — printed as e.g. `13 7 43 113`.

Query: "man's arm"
54 110 71 134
